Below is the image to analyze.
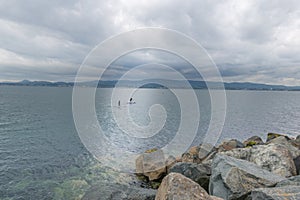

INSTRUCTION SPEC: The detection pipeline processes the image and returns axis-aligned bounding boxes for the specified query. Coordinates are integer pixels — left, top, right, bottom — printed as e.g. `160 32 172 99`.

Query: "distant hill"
1 79 300 91
0 80 74 87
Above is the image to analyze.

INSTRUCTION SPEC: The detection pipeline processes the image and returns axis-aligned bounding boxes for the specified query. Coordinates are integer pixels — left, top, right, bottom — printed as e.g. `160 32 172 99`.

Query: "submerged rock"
251 186 300 200
54 179 89 200
156 173 216 200
82 182 156 200
168 162 211 191
209 154 285 200
221 143 297 177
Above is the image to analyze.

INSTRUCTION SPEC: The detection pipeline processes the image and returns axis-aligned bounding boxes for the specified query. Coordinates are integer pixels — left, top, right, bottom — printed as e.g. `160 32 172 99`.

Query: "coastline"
118 132 300 200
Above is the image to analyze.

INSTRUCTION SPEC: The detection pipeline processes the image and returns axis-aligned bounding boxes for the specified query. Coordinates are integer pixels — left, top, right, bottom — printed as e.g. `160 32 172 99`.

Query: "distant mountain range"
1 79 300 91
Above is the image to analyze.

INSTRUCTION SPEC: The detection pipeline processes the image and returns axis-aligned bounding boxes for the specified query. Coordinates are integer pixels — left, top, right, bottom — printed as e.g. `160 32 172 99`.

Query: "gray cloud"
0 0 299 85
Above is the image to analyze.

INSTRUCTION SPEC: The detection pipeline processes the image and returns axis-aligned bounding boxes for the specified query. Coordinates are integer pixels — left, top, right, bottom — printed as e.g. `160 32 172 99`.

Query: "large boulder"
243 136 264 147
209 154 285 200
221 143 297 177
168 162 211 191
156 173 217 200
82 182 156 200
251 186 300 200
267 136 300 159
276 175 300 187
136 149 175 181
250 144 296 177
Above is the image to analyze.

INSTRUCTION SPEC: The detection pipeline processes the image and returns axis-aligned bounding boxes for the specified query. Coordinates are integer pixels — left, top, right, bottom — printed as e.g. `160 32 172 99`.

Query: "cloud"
0 0 299 85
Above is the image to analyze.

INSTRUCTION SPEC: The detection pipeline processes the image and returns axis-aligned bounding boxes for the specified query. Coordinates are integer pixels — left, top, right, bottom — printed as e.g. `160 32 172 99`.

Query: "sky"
0 0 299 85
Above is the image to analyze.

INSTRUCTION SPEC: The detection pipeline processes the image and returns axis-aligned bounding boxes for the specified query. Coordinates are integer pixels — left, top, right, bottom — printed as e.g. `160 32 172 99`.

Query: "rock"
83 182 156 200
294 155 300 175
181 152 200 163
189 146 200 155
175 156 182 162
165 155 176 171
276 175 300 187
254 144 296 177
145 148 159 153
136 154 145 174
135 149 167 181
267 136 300 159
295 135 300 144
218 139 244 151
250 144 297 177
168 162 211 191
211 196 224 200
54 179 89 200
156 173 215 200
209 154 285 200
201 150 218 167
221 147 251 160
266 132 289 142
198 143 215 160
251 186 300 200
294 135 300 146
243 136 264 147
221 143 297 177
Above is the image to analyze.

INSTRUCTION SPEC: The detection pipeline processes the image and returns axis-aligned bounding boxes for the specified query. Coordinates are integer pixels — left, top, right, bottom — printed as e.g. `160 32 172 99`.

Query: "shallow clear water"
1 86 300 199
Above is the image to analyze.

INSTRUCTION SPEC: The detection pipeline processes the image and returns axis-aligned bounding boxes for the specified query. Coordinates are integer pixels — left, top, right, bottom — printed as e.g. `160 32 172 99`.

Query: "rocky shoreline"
132 133 300 200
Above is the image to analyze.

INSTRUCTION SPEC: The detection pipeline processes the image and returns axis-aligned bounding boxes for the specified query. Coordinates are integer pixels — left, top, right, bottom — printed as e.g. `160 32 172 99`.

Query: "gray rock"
267 136 300 159
276 175 300 187
294 155 300 175
168 162 211 191
221 143 297 177
201 150 218 167
198 143 215 160
209 154 285 200
250 144 297 177
251 186 300 200
220 147 251 160
295 135 300 144
82 182 156 200
156 173 214 200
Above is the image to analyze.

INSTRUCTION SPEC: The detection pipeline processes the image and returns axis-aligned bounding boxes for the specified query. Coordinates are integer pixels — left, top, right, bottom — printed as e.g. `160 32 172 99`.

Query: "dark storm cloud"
0 0 299 85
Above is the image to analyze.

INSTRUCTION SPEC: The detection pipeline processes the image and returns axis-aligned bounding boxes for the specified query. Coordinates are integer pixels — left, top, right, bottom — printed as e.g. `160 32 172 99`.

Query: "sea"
1 86 300 199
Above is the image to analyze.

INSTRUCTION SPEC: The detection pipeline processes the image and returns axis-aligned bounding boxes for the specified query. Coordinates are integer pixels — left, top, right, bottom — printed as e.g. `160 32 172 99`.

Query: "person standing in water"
118 100 120 106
